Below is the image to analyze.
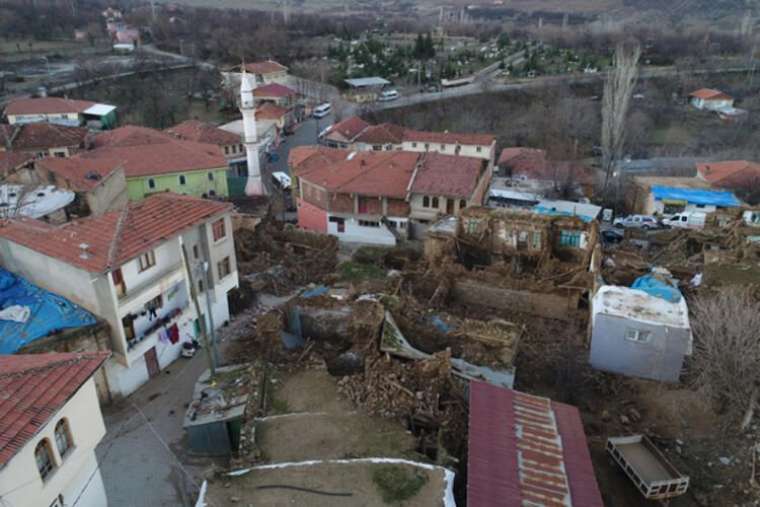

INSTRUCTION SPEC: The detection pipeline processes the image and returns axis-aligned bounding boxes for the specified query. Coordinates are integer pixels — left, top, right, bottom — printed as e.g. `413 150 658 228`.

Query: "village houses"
0 123 89 159
290 146 492 244
0 352 110 507
321 116 497 169
0 193 239 397
77 125 230 200
4 97 117 129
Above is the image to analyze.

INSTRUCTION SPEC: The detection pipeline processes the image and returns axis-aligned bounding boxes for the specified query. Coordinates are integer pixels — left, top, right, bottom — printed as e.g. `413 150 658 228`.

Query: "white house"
0 352 110 507
4 97 117 128
689 88 734 111
0 193 239 398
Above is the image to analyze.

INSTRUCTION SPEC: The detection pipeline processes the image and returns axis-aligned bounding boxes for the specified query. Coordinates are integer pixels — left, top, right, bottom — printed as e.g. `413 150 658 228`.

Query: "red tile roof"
9 123 88 151
0 193 232 272
254 83 297 98
324 116 370 142
411 153 484 198
256 102 289 120
288 146 349 177
468 381 603 507
498 147 547 171
0 352 109 469
37 156 123 191
5 97 97 116
355 123 405 145
243 60 288 75
403 129 495 146
165 120 240 146
85 125 227 177
0 151 35 175
300 151 419 199
689 88 732 101
697 160 760 188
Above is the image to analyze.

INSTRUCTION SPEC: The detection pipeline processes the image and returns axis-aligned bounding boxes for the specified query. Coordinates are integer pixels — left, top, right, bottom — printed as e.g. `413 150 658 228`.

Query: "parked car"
613 215 661 230
312 102 331 118
661 211 706 230
378 89 400 102
601 229 625 245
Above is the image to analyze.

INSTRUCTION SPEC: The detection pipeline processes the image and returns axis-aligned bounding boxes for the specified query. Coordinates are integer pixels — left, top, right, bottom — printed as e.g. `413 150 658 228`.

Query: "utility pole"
181 244 216 376
202 260 219 367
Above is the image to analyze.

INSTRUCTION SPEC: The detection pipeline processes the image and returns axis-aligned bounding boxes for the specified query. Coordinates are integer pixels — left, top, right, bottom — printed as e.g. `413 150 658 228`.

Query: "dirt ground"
208 462 446 507
206 369 447 506
259 369 418 462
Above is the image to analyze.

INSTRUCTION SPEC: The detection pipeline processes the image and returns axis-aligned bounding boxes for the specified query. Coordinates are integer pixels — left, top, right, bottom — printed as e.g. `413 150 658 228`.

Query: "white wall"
0 378 107 507
8 112 81 126
399 141 492 161
326 215 397 245
120 240 182 295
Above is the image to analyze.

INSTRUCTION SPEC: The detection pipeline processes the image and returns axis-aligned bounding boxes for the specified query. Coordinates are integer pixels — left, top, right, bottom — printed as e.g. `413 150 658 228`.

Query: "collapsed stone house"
424 207 601 322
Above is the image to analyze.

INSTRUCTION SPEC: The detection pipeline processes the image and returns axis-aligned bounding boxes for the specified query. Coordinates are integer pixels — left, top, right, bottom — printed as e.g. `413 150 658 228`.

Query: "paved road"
372 64 754 112
268 113 334 175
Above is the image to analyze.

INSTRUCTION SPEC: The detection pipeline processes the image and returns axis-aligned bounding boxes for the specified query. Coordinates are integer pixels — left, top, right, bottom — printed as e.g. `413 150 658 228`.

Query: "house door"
145 347 160 378
446 199 454 215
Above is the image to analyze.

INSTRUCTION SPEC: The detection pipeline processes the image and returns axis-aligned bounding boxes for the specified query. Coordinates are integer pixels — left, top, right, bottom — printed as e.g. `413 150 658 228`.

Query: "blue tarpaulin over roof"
0 268 97 354
631 272 682 303
651 186 741 207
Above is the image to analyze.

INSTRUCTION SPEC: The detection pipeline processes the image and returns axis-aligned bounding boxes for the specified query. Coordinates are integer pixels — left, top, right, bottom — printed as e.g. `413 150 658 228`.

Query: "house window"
423 196 430 208
54 419 73 458
217 256 232 279
424 143 429 151
35 440 55 480
179 174 187 185
208 172 214 181
198 279 204 292
432 197 439 208
358 220 380 227
412 142 418 148
212 219 226 241
239 144 243 152
625 328 652 343
476 146 482 153
373 145 382 151
559 230 581 247
148 178 156 189
193 244 199 259
531 231 542 249
138 250 156 272
224 146 230 155
459 199 466 210
440 144 445 150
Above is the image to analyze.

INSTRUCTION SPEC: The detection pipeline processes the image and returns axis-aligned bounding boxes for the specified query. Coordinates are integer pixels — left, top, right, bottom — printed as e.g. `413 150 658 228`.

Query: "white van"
663 211 706 229
378 89 399 102
312 103 331 118
271 171 292 191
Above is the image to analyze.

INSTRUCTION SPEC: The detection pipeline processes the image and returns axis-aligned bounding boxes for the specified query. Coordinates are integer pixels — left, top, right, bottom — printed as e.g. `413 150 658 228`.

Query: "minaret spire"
240 62 265 196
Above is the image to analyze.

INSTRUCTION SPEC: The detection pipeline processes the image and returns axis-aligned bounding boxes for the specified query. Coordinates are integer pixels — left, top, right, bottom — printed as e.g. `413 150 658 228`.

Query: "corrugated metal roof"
467 381 604 507
345 77 390 87
651 186 741 207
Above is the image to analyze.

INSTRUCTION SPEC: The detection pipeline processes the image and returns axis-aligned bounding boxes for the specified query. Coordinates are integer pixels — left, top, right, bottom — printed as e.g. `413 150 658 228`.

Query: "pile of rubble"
235 216 338 295
337 350 454 419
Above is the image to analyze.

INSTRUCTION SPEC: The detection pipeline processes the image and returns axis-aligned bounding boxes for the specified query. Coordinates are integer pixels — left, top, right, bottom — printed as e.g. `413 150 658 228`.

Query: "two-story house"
0 193 239 397
83 125 229 200
292 147 491 244
253 83 298 108
0 123 89 159
0 352 110 507
165 119 246 175
320 116 497 170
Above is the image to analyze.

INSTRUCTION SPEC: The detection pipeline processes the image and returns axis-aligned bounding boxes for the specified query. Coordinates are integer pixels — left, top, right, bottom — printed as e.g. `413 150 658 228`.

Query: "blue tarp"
631 273 682 303
651 186 741 207
0 268 97 354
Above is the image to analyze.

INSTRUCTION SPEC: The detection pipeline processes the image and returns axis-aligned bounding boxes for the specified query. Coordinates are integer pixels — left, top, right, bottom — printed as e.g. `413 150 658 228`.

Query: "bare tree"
601 42 641 191
691 288 760 430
